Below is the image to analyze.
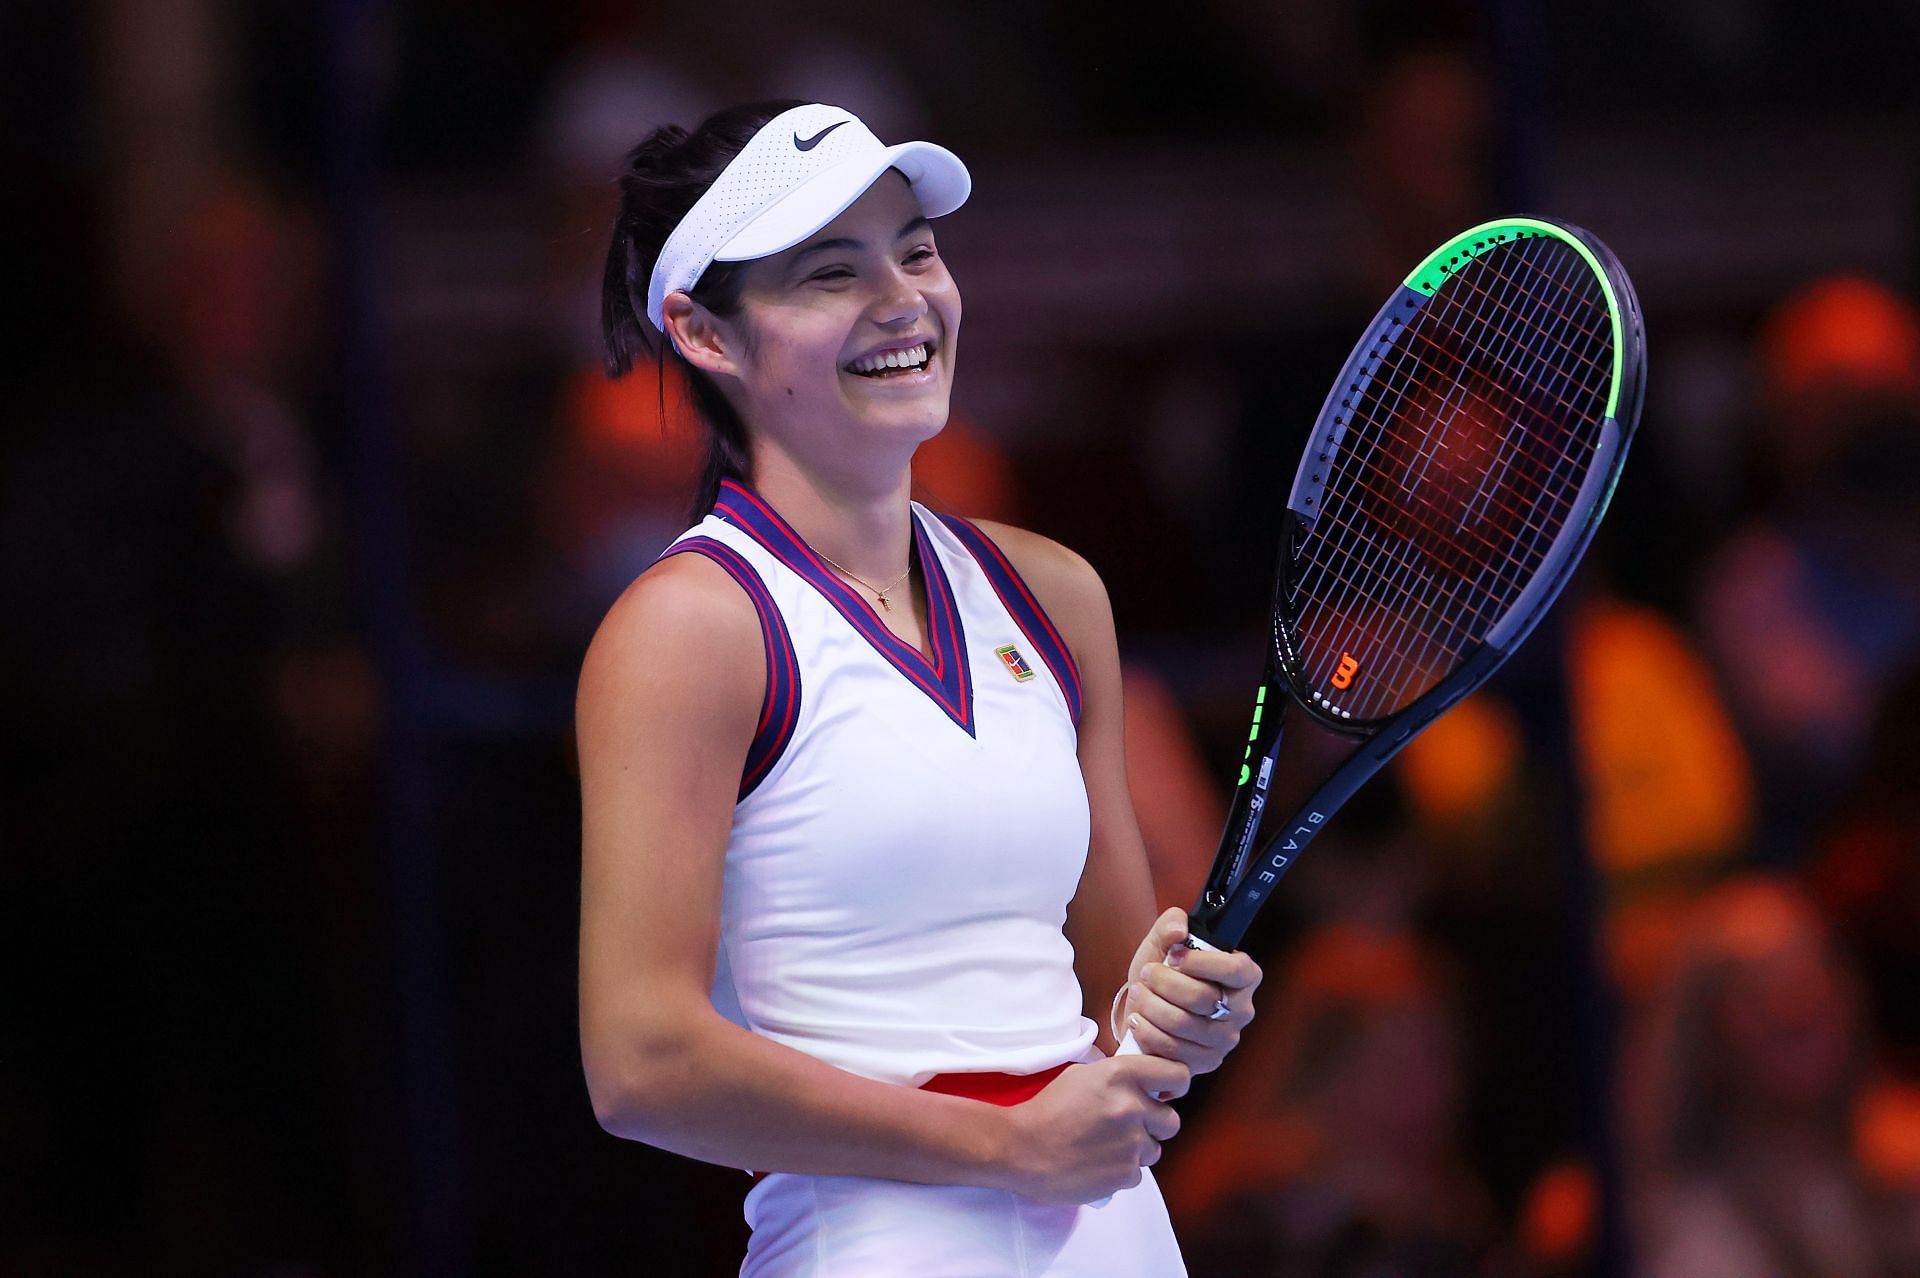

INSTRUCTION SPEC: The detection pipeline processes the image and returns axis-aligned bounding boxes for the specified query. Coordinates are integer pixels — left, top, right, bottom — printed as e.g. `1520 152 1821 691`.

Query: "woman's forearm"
590 1009 1017 1186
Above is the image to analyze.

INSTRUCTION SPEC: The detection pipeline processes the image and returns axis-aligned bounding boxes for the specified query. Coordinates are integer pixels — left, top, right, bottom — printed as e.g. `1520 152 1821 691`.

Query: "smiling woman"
577 101 1261 1276
674 176 962 516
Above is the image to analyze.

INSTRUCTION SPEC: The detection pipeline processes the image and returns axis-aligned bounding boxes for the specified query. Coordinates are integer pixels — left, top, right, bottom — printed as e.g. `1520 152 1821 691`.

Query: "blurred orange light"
1570 600 1753 877
1517 1158 1597 1264
1761 274 1920 408
1398 691 1522 825
1856 1077 1920 1189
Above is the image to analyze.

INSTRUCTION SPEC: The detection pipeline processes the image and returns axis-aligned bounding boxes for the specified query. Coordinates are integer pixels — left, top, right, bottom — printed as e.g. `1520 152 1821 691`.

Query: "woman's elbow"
585 1064 641 1138
581 1023 705 1141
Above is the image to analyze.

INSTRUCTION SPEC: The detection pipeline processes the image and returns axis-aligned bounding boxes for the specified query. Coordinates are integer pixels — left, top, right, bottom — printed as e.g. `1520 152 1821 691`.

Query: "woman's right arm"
576 555 1188 1202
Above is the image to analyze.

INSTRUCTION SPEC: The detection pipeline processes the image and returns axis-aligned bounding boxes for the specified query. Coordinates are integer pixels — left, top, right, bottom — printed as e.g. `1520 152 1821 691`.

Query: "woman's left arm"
970 521 1260 1072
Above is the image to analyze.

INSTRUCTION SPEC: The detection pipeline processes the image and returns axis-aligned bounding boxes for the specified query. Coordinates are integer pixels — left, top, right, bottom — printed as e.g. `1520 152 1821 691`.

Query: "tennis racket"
1120 216 1645 1048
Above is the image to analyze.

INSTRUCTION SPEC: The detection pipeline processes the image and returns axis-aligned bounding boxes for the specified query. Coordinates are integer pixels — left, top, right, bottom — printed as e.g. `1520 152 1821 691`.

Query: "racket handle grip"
1091 935 1222 1207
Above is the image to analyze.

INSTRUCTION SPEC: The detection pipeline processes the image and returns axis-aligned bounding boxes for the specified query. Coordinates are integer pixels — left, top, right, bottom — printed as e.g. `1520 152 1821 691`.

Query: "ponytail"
599 101 803 520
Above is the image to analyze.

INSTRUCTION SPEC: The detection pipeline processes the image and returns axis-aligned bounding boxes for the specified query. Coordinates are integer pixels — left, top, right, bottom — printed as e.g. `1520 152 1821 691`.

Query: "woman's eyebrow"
790 216 934 265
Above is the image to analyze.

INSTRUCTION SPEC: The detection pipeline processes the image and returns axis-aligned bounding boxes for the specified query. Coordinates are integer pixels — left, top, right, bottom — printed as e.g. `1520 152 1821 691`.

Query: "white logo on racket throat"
1256 812 1325 885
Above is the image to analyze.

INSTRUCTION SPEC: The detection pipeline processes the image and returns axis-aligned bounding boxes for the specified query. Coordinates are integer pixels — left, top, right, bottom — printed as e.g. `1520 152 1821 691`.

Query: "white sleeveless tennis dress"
659 479 1186 1278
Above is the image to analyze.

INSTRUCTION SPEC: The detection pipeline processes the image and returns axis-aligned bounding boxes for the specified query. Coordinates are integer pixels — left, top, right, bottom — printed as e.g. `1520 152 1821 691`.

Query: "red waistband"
746 1064 1071 1183
918 1062 1071 1107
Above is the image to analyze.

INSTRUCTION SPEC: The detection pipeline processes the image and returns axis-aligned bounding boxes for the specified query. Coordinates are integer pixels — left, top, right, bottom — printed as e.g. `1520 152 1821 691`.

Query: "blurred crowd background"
5 1 1918 1275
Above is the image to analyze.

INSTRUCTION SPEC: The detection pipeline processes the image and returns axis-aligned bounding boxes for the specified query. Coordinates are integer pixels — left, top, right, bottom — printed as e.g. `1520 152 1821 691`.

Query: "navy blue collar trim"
658 537 803 800
714 480 975 736
936 515 1084 726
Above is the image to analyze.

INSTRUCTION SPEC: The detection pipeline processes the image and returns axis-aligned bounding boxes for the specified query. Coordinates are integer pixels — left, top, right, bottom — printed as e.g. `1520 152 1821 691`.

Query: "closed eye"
806 246 936 284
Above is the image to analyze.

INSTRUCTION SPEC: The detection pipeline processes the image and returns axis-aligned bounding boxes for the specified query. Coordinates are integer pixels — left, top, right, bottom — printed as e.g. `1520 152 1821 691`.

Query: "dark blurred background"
4 1 1918 1275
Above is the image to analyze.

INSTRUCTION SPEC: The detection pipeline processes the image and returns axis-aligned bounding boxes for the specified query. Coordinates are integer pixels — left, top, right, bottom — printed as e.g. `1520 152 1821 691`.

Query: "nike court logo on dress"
793 121 848 151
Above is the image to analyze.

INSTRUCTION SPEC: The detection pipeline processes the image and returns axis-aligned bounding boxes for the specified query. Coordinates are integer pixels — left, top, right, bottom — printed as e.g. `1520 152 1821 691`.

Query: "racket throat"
1190 708 1359 948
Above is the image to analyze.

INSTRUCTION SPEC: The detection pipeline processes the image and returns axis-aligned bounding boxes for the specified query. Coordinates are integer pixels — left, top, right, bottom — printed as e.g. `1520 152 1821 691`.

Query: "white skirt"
741 1168 1188 1277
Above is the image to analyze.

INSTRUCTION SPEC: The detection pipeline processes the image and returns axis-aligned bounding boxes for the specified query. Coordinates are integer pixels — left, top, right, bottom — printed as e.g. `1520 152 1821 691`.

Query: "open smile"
843 338 939 384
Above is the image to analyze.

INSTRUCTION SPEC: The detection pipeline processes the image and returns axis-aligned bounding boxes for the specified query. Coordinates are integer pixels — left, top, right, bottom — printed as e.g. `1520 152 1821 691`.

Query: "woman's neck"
746 447 916 584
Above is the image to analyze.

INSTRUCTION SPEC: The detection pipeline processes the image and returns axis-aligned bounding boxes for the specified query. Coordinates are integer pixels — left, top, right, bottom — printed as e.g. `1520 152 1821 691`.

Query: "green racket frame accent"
1402 217 1626 420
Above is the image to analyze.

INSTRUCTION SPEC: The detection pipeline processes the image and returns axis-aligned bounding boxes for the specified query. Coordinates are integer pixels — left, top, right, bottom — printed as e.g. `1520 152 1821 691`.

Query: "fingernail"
1167 947 1185 968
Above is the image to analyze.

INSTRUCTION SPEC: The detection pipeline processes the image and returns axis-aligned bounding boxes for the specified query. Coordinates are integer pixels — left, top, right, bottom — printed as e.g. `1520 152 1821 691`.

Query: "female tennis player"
576 101 1262 1276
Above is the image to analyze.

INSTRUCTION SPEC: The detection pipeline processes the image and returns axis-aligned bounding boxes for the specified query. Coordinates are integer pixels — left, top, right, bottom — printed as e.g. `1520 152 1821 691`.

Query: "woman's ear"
662 292 740 380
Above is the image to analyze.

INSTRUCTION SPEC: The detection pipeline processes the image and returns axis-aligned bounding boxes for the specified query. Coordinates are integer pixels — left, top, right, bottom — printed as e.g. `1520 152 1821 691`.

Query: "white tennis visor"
645 103 972 331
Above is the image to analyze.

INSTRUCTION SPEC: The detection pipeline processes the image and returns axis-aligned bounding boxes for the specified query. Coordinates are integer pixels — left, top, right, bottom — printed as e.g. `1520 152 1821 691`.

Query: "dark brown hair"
601 100 804 519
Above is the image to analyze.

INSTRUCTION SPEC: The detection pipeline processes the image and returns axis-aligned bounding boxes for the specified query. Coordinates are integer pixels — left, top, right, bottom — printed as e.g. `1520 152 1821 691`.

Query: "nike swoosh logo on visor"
794 121 848 151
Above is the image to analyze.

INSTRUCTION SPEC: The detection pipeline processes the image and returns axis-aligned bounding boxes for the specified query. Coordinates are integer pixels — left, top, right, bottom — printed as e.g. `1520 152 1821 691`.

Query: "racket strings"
1318 245 1602 568
1319 240 1607 707
1304 249 1596 644
1291 234 1614 719
1425 247 1617 387
1370 243 1610 540
1326 362 1587 614
1319 238 1609 707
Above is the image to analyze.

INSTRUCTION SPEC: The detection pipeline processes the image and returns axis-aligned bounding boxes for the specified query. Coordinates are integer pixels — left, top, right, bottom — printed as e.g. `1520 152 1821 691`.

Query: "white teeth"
850 343 929 375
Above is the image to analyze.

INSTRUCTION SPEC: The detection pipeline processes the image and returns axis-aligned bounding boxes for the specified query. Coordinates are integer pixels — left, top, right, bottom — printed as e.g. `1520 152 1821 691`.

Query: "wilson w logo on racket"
1142 216 1645 965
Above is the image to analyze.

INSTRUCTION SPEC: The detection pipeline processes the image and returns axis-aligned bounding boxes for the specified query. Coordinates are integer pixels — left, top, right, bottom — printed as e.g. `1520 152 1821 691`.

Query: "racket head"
1275 217 1646 730
1190 217 1645 950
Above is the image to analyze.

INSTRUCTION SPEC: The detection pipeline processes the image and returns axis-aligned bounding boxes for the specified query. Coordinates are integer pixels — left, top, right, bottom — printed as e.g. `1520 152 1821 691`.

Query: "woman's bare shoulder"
960 518 1111 636
577 551 765 723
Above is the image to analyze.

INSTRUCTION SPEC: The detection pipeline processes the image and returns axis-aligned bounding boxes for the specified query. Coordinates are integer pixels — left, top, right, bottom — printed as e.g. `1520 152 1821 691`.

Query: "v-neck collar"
714 479 975 736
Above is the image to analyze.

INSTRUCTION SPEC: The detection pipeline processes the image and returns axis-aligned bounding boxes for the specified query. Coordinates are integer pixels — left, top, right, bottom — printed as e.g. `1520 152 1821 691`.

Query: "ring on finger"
1207 995 1232 1021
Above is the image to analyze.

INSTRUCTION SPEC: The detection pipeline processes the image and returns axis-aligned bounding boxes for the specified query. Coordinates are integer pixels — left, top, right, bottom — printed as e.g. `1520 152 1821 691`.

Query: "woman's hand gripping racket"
1116 217 1645 1057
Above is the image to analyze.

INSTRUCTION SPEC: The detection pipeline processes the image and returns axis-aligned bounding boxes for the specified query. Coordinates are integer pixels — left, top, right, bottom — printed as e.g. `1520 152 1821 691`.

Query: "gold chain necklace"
816 550 914 612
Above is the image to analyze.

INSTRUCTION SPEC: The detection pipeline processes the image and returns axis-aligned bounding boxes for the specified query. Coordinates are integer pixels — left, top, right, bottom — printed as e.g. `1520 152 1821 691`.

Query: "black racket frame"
1187 220 1646 952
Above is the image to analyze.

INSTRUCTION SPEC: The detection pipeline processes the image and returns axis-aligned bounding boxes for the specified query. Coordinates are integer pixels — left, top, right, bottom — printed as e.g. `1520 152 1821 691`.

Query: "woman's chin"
847 394 952 443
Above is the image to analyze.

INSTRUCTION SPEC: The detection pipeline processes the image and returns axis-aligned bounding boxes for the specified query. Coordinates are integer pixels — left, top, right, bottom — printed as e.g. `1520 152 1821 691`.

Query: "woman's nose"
870 269 929 326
